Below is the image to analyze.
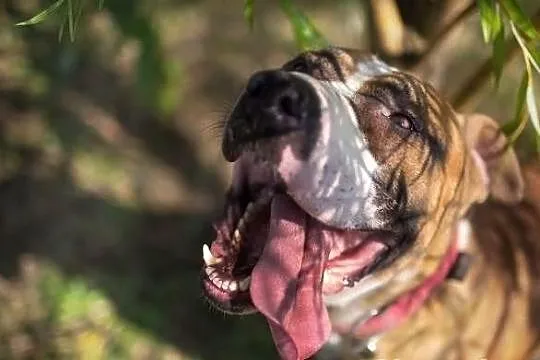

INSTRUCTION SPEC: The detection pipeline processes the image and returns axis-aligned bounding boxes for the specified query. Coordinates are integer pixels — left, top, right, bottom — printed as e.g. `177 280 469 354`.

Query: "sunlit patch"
283 72 381 230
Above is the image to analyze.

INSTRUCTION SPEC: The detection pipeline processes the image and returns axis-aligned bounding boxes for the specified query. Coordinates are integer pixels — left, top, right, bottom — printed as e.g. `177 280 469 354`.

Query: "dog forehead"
284 48 456 150
283 47 396 85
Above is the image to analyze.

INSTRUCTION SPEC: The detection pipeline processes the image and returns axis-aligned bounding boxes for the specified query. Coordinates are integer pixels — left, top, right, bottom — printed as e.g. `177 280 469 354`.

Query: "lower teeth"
204 189 274 293
206 266 251 292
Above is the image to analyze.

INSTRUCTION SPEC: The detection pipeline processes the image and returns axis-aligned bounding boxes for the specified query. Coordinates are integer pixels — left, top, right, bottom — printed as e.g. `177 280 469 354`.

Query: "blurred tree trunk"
368 0 473 66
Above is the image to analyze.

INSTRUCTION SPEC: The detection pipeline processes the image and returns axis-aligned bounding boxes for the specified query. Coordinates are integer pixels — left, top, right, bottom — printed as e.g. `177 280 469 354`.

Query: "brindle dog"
201 47 540 360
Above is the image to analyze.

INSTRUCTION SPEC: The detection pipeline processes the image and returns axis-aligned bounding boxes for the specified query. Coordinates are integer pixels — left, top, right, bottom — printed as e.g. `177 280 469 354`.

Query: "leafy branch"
478 0 540 146
245 0 540 148
15 0 540 149
15 0 105 42
243 0 328 50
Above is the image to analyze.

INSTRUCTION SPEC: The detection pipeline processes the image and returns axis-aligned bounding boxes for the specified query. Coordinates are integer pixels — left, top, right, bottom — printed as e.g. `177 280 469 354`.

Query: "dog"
201 47 540 360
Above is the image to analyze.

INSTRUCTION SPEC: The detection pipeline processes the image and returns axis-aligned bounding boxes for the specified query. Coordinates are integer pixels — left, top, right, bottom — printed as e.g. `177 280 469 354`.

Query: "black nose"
246 70 307 119
222 70 319 162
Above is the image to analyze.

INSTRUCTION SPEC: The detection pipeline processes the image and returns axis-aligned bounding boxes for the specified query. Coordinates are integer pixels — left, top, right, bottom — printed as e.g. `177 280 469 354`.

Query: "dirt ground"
0 0 537 359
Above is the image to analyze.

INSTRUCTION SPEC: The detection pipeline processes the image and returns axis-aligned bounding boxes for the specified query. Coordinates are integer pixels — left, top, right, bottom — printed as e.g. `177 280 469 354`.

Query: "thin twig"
416 2 477 68
452 39 521 110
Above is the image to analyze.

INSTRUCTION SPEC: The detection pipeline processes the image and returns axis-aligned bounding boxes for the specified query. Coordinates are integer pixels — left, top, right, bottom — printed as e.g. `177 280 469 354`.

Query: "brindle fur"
283 48 540 359
339 165 540 359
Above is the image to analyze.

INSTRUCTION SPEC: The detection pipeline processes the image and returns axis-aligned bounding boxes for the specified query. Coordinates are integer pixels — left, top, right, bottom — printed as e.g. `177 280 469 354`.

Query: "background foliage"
0 0 539 359
16 0 540 148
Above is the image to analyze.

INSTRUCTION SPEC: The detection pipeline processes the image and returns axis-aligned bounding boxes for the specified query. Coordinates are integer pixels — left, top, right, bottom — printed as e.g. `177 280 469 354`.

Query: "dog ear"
459 113 524 204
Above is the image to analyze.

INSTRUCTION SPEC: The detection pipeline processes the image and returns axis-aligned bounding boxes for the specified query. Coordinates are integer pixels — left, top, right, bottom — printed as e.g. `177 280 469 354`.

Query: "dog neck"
330 220 471 340
352 234 460 337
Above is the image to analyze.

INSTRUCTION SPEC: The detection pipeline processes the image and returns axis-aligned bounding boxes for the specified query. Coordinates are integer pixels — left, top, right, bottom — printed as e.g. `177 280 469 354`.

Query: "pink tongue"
250 195 331 360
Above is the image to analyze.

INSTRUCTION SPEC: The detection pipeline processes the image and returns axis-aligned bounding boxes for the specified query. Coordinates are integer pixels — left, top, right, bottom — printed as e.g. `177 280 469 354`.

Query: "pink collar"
352 238 460 338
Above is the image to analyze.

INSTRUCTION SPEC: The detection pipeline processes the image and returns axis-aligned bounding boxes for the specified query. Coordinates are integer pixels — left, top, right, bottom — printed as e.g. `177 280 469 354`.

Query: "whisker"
202 102 233 139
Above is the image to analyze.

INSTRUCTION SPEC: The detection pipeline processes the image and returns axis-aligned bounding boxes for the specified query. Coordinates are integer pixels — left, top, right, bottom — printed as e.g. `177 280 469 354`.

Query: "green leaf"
492 21 506 86
500 0 540 40
279 0 327 50
67 0 75 42
503 70 528 140
74 0 85 36
526 73 540 135
477 0 502 43
526 42 540 74
58 15 67 42
511 23 540 74
15 0 66 26
97 0 105 10
106 1 167 109
243 0 255 30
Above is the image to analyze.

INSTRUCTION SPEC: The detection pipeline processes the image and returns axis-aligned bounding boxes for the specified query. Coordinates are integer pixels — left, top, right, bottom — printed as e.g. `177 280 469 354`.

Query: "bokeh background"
0 0 539 359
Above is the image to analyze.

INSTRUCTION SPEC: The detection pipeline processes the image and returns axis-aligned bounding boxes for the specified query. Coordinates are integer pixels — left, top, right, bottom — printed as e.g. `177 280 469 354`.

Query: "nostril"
279 94 295 118
278 90 303 119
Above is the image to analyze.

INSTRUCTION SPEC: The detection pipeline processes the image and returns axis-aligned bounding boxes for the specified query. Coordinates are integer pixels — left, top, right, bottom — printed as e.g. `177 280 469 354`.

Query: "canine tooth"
209 271 218 280
203 244 222 266
229 281 238 292
205 267 214 277
238 276 251 291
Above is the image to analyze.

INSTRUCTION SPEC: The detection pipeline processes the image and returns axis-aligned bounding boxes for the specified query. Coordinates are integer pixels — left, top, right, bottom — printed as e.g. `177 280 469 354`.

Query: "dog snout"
222 70 319 162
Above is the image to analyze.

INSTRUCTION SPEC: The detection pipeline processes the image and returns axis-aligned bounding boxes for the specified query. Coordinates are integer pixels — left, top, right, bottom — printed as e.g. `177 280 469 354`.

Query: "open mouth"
201 157 391 311
201 154 393 359
201 178 276 314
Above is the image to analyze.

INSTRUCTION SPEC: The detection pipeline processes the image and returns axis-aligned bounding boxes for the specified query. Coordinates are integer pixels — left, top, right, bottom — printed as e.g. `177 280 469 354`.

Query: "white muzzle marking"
277 72 379 229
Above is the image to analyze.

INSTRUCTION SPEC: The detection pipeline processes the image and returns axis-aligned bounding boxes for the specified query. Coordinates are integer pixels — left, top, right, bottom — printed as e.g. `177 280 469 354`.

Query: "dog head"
201 47 524 359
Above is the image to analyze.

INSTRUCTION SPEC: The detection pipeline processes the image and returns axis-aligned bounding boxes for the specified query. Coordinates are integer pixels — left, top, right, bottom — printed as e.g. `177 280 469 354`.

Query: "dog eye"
390 113 416 132
289 60 309 73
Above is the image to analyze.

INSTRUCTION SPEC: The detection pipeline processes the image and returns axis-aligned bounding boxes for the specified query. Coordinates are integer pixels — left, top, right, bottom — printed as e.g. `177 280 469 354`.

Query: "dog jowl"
201 47 539 360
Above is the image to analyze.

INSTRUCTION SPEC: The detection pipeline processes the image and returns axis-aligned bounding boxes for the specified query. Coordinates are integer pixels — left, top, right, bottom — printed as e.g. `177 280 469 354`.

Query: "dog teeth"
238 276 251 291
342 277 355 287
206 190 274 290
232 229 241 248
205 266 218 280
203 244 223 266
230 190 276 251
221 280 230 291
207 271 250 293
